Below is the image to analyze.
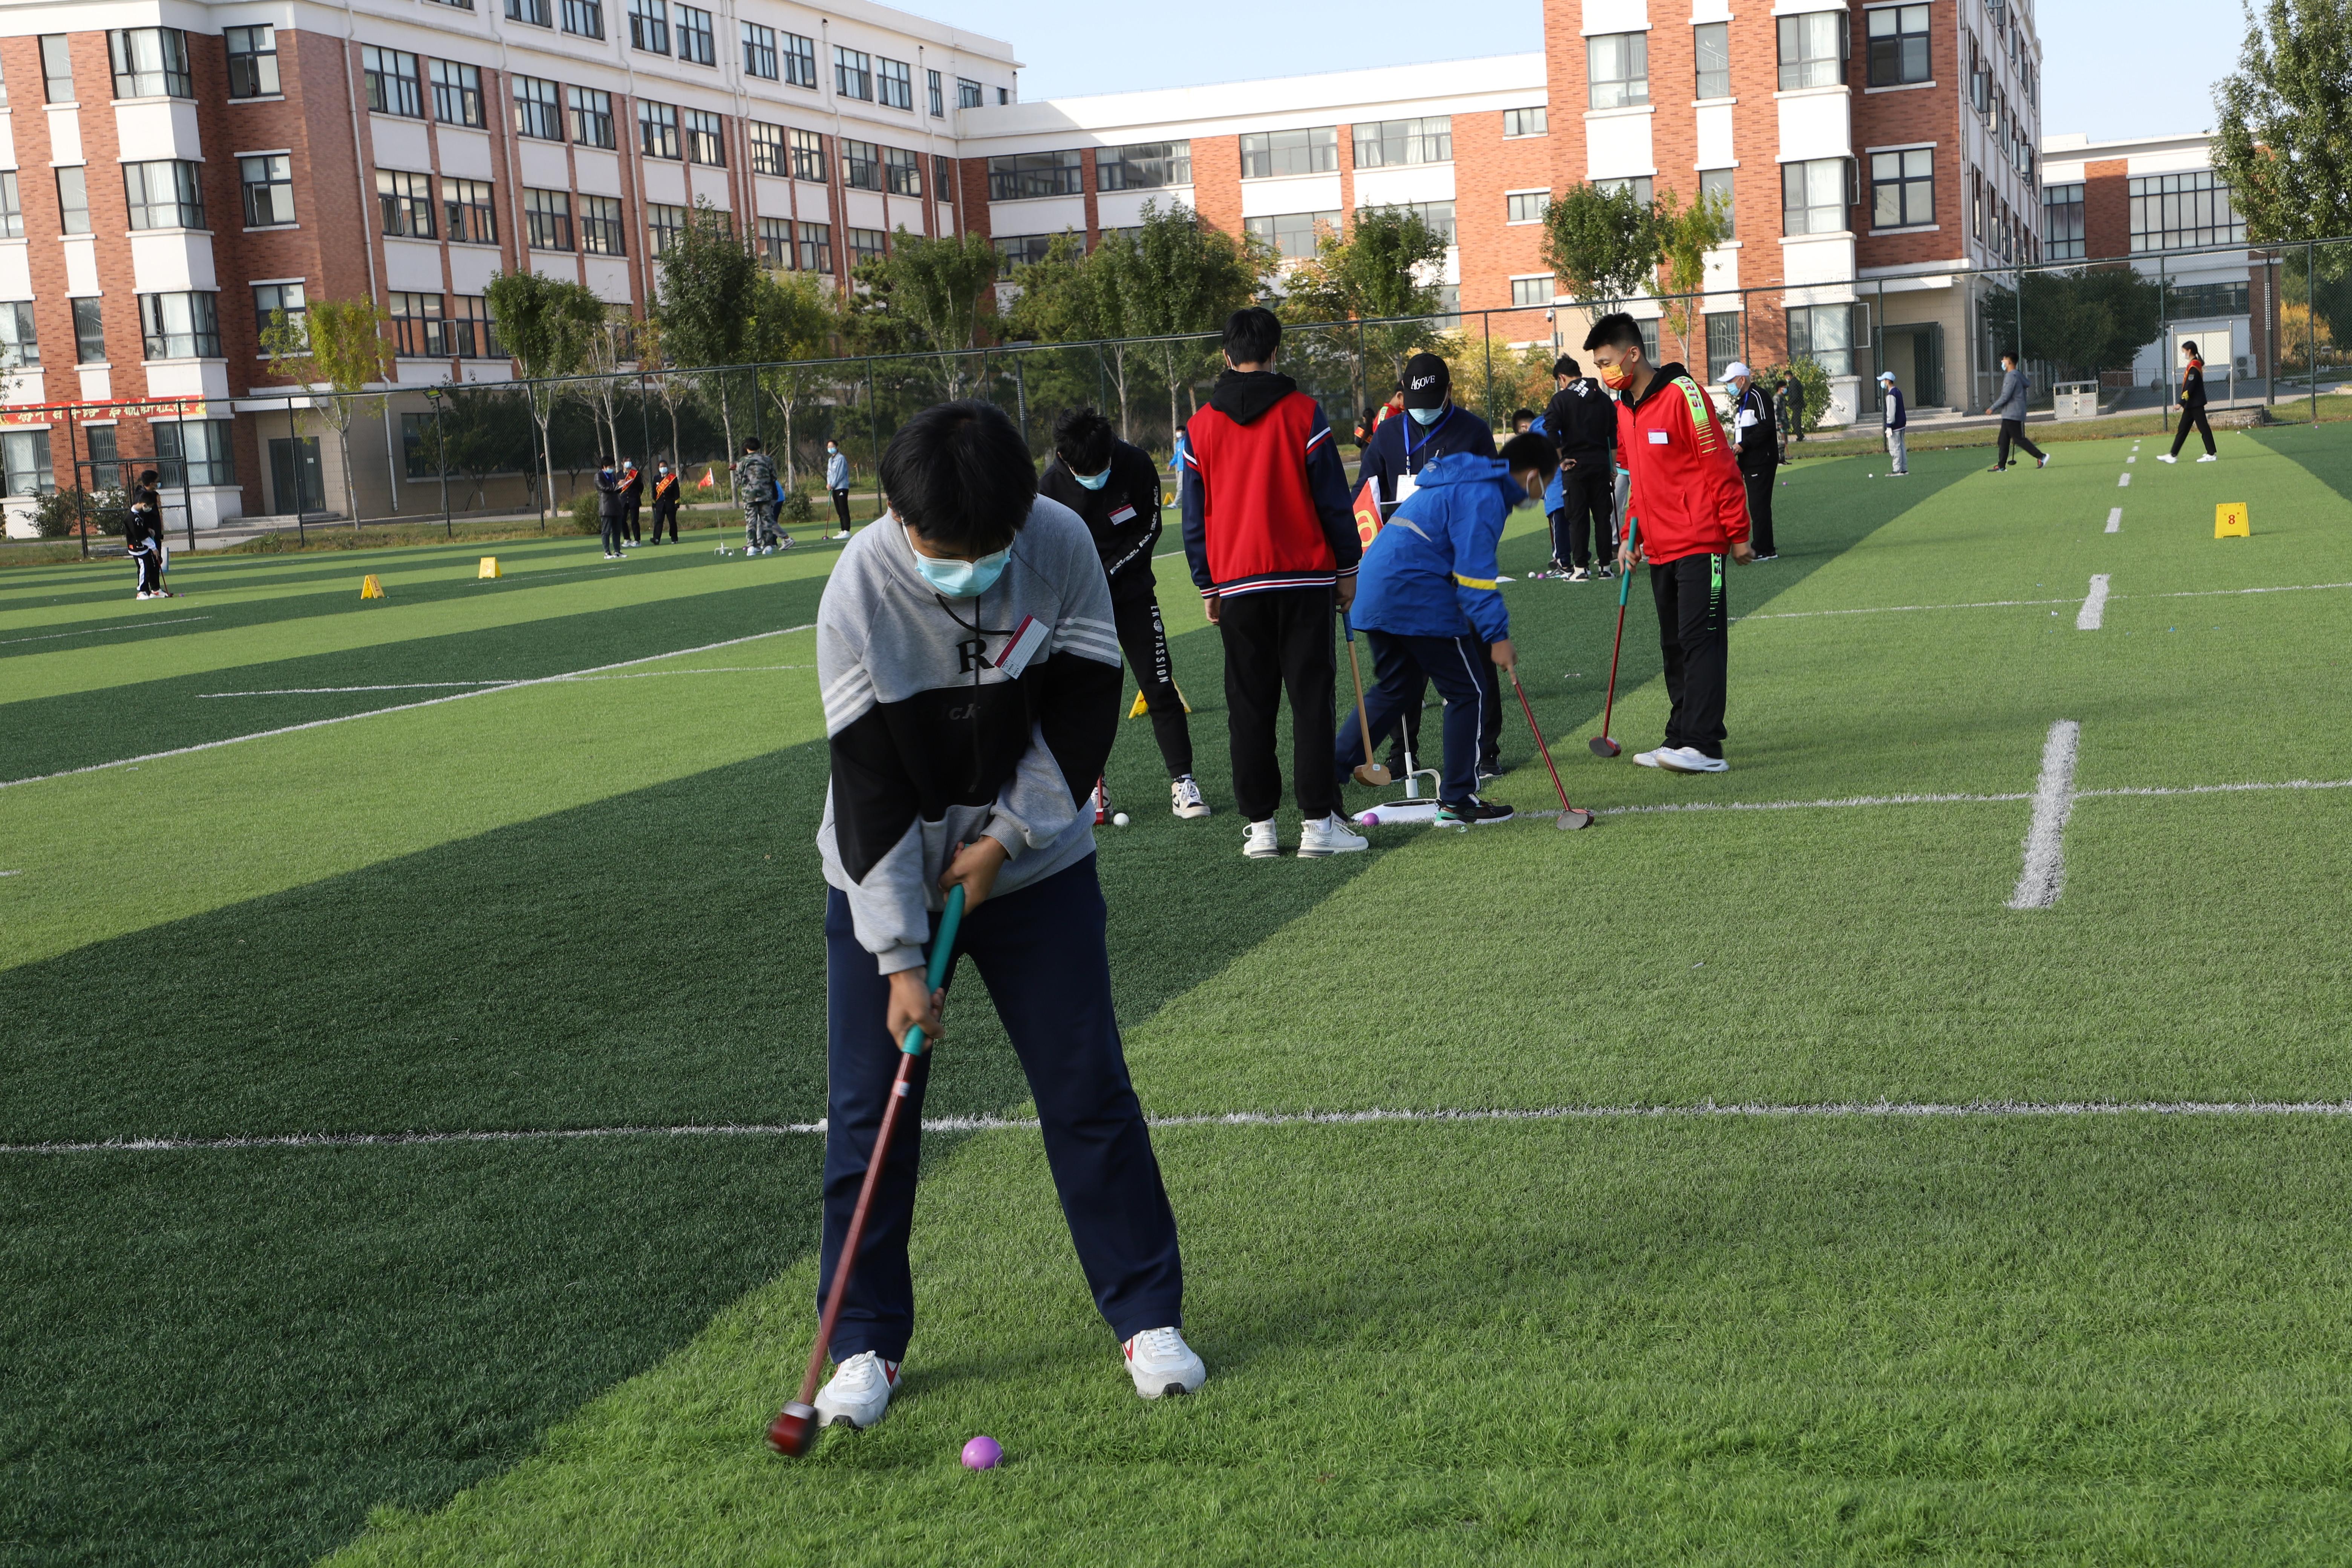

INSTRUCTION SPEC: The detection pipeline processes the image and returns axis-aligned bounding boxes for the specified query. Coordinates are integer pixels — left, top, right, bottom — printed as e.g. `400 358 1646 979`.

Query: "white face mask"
1073 466 1112 490
1407 405 1444 427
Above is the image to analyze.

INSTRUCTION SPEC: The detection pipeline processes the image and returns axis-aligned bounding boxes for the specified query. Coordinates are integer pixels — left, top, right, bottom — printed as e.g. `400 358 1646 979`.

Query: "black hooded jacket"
1038 437 1164 603
1543 378 1619 462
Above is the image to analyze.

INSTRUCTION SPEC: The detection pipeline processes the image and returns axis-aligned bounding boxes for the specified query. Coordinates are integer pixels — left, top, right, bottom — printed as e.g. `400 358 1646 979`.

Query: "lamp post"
425 385 451 539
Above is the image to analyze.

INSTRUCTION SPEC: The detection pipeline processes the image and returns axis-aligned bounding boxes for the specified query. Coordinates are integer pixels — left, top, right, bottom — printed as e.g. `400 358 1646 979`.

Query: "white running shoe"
2157 453 2177 464
813 1351 900 1430
1242 819 1280 859
1297 813 1368 857
1656 746 1730 774
1122 1327 1206 1400
2197 453 2219 463
1171 776 1211 819
1632 749 1667 769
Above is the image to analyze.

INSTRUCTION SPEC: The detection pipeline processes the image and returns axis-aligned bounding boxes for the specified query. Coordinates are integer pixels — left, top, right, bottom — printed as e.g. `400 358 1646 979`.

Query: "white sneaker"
812 1351 900 1431
1242 819 1279 859
1632 749 1667 769
1171 776 1211 819
1656 746 1729 774
2197 453 2219 462
1297 813 1368 857
1122 1327 1205 1400
2157 453 2177 464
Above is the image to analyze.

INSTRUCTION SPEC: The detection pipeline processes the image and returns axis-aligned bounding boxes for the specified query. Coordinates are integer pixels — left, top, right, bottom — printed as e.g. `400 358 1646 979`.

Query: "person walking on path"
2158 341 2219 464
1542 355 1618 582
1180 306 1367 860
1877 371 1909 475
1586 311 1756 775
1723 362 1780 562
1775 373 1805 461
648 461 681 542
827 440 855 537
1987 353 2049 472
737 438 789 553
1040 407 1210 821
595 457 630 560
620 460 644 545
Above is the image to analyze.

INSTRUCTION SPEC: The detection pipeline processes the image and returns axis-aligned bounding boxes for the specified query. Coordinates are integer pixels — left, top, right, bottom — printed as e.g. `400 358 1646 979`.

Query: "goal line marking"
195 668 816 697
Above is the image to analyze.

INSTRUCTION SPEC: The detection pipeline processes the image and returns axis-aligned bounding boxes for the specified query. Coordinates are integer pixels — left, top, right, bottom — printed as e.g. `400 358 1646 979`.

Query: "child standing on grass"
808 398 1200 1436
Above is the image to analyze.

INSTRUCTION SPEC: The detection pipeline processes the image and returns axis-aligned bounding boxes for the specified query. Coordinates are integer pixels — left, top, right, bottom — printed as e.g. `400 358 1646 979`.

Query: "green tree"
416 384 535 511
1119 201 1273 441
747 269 841 488
655 202 767 487
262 297 395 530
869 230 1001 395
1007 231 1149 435
482 270 608 524
1652 185 1734 361
1282 206 1449 411
1542 182 1661 309
2214 0 2352 243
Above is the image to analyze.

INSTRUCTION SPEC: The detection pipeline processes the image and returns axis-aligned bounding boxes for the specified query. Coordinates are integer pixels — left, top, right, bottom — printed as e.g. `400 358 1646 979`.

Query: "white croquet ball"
1112 812 1130 826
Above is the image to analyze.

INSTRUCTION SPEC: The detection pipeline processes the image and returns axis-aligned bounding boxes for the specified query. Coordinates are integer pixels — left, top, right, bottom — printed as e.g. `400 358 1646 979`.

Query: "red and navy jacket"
1616 361 1750 567
1180 370 1362 600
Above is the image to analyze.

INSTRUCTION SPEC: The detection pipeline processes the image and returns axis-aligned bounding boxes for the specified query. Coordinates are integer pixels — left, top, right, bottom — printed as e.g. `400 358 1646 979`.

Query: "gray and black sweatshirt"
816 498 1123 975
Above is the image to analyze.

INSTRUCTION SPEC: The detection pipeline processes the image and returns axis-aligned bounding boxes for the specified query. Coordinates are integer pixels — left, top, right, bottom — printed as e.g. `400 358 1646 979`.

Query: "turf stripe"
0 614 209 646
2075 574 2111 629
2007 719 2081 910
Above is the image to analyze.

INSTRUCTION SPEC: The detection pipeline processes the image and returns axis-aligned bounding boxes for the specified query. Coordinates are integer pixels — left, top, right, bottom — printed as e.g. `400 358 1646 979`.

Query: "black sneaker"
1437 799 1515 827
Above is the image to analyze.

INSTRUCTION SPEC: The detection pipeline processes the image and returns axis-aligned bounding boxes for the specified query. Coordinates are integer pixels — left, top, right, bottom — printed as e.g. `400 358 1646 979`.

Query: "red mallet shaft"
1508 666 1594 830
1590 516 1639 758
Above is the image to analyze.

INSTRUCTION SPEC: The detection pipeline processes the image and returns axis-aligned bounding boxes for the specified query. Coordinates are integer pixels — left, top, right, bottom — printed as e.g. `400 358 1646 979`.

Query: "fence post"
2309 239 2319 424
175 402 194 554
2265 251 2277 409
290 397 305 545
432 389 450 539
1482 323 1494 428
865 357 880 479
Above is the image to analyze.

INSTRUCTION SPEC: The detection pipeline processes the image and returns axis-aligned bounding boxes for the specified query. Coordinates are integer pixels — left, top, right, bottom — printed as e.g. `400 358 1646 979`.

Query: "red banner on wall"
0 395 210 426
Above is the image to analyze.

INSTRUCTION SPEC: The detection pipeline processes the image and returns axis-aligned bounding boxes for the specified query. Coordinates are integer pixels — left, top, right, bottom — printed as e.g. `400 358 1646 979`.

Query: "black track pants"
1996 420 2046 468
1742 467 1778 556
1216 586 1338 823
1114 589 1194 779
1555 462 1615 569
2170 405 2215 456
1650 551 1730 758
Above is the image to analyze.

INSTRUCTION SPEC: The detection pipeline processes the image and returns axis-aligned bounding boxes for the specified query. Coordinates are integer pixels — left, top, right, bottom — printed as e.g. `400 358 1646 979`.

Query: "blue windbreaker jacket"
1347 452 1521 644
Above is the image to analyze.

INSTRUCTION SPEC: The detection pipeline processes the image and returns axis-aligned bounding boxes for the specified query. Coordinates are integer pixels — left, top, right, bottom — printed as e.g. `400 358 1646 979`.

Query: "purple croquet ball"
961 1435 1004 1470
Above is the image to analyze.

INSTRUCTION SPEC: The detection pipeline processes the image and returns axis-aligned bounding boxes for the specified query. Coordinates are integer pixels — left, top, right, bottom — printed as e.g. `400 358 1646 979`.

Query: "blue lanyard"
1400 403 1449 473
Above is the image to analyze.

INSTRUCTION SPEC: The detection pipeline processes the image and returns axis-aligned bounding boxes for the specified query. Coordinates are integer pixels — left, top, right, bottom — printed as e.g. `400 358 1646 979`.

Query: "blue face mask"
1073 466 1112 490
914 543 1012 599
1407 404 1445 426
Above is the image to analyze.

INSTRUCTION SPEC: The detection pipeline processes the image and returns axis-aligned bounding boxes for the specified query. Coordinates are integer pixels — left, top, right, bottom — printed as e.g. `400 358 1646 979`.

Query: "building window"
1870 148 1934 228
1778 12 1847 90
993 233 1054 274
798 221 832 273
140 291 221 358
523 187 572 250
638 100 680 159
0 175 22 239
1700 167 1735 238
430 60 483 126
110 28 192 98
790 129 827 182
1505 190 1550 225
1503 107 1548 138
874 57 913 110
1098 142 1191 190
1695 21 1731 98
1781 157 1850 235
254 281 306 343
2043 181 2084 260
1586 33 1648 110
988 149 1082 200
226 26 280 98
935 154 954 197
1385 200 1456 243
1354 117 1451 169
506 0 552 25
0 302 40 368
1 428 55 497
375 170 435 238
156 420 238 486
749 121 784 175
757 216 793 267
782 32 818 89
240 155 294 227
627 0 669 53
74 297 107 363
843 139 884 192
579 194 625 255
567 86 614 147
1240 126 1338 179
1597 175 1654 205
1242 210 1337 260
1969 165 1983 239
648 202 689 255
126 160 207 230
880 145 922 196
1510 275 1554 308
742 22 777 78
56 168 91 235
40 36 75 103
513 75 562 140
1787 301 1860 375
561 0 605 40
1867 4 1932 87
958 77 983 109
835 47 871 100
445 178 497 243
449 294 500 358
1704 311 1741 371
2167 280 2251 316
2129 170 2243 251
361 46 422 116
388 291 447 356
928 69 944 118
683 108 725 165
675 6 715 66
847 227 887 265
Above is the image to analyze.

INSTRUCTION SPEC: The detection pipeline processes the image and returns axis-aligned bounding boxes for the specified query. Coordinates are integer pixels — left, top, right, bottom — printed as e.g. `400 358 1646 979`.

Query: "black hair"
1510 408 1537 427
1222 306 1281 365
2000 350 2018 367
2182 340 2200 357
880 399 1036 554
1582 312 1643 353
1553 355 1580 378
1051 406 1115 473
742 436 763 452
1499 431 1558 484
140 469 159 484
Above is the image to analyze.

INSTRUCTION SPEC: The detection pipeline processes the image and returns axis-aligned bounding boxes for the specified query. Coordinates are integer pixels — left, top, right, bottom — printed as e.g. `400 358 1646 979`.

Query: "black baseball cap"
1402 352 1450 410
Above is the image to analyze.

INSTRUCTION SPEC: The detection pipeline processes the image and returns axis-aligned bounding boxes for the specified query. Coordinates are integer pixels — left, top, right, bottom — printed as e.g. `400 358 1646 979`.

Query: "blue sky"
936 0 2247 143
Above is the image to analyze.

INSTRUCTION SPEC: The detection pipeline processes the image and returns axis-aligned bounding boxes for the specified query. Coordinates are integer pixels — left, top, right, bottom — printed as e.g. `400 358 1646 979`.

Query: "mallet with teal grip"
1590 514 1638 758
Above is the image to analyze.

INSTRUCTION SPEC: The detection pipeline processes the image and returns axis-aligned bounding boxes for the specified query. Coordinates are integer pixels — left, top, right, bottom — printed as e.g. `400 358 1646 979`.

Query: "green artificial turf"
3 427 2350 1566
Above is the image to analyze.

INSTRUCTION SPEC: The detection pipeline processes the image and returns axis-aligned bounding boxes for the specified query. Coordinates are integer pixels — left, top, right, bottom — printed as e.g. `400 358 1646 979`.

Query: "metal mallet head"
1557 807 1596 830
1588 736 1622 758
766 1401 819 1457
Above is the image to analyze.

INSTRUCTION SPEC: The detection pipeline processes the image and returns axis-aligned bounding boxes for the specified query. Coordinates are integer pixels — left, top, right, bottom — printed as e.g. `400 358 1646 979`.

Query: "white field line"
2119 472 2132 487
2106 508 2123 534
2076 574 2112 630
2145 579 2352 602
0 616 208 647
2008 719 2082 910
1738 596 2077 622
196 667 816 696
2077 778 2352 800
1589 790 2028 818
2127 455 2136 463
16 1098 2352 1155
0 622 818 792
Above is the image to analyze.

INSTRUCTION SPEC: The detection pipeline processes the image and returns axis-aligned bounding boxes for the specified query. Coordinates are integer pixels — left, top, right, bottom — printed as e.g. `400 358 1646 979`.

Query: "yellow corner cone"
2214 502 2249 539
478 556 502 579
360 574 385 599
1127 683 1193 718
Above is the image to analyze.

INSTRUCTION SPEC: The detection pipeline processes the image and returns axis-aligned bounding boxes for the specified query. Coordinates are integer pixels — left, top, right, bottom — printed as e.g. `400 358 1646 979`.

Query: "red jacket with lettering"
1180 371 1362 599
1615 361 1750 565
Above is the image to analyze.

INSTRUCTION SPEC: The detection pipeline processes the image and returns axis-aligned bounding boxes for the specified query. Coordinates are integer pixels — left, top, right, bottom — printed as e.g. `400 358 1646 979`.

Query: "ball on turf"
1112 812 1130 826
961 1435 1004 1470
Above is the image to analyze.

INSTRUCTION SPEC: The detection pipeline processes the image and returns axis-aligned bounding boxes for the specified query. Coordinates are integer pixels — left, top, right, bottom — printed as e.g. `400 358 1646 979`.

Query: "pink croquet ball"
961 1435 1004 1470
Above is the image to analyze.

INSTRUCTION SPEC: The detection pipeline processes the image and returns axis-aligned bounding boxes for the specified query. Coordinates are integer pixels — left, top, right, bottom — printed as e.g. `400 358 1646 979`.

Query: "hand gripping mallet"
1508 665 1595 830
1589 515 1639 758
1340 611 1392 787
767 883 968 1458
